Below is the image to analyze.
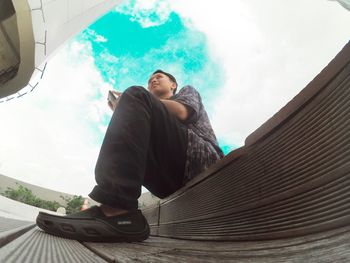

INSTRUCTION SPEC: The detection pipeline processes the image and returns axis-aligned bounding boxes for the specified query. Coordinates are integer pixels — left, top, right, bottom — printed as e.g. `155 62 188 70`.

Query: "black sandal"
36 206 150 242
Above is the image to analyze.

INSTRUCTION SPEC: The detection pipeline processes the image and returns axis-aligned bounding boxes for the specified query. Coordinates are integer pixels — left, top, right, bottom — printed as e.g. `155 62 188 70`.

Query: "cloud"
0 41 113 196
82 13 224 109
115 0 172 28
169 0 350 147
85 28 108 43
111 0 350 149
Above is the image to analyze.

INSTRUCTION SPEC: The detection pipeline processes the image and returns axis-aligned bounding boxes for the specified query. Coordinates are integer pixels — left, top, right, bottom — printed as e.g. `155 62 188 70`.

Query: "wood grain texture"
0 217 33 234
0 228 107 263
86 225 350 262
0 217 35 248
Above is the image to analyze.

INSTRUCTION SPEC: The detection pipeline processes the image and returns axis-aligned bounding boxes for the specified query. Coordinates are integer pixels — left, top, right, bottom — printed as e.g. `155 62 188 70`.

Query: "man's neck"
157 92 173 100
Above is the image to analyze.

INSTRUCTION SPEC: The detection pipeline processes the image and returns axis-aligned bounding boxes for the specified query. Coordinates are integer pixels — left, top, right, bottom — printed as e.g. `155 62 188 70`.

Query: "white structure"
0 0 122 102
329 0 350 11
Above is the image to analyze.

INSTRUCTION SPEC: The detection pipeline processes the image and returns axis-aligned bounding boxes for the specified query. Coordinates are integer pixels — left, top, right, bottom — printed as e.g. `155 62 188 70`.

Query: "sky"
0 0 349 197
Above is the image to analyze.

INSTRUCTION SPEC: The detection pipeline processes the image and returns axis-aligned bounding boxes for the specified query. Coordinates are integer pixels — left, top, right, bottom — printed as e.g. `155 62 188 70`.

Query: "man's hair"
151 69 178 94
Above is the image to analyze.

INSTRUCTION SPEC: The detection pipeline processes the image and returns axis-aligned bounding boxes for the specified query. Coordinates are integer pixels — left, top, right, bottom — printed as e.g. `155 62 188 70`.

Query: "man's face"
148 73 176 98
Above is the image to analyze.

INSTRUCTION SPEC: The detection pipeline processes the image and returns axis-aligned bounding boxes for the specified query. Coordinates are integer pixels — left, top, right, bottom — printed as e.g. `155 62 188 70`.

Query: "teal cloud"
74 5 234 153
81 12 183 57
78 12 223 104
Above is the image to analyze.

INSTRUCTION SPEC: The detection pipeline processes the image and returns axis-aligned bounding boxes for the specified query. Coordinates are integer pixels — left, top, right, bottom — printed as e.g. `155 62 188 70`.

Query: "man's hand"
108 90 122 111
160 99 189 122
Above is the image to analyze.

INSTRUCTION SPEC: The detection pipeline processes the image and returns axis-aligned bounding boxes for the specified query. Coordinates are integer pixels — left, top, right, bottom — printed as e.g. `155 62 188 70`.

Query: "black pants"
89 86 188 209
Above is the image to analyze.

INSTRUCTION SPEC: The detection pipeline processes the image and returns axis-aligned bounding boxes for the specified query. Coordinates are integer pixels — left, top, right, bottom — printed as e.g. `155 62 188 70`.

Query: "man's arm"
160 99 189 122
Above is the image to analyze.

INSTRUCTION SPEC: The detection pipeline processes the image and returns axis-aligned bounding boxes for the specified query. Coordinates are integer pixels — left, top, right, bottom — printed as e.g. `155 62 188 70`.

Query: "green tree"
1 183 86 214
60 195 84 214
2 184 61 211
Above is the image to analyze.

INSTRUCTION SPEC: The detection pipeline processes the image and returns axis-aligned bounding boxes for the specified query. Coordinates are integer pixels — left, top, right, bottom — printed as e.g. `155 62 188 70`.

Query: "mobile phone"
108 90 118 102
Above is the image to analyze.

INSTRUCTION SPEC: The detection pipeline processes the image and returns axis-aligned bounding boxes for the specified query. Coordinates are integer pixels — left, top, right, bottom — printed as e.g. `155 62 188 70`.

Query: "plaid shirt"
171 86 224 184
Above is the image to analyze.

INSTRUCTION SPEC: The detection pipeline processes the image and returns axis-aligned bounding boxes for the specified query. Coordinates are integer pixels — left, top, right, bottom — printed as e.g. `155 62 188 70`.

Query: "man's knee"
124 86 149 97
122 86 154 105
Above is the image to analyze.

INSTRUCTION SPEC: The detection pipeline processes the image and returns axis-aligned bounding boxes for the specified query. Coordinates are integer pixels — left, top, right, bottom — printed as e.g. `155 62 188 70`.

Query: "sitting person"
36 69 224 242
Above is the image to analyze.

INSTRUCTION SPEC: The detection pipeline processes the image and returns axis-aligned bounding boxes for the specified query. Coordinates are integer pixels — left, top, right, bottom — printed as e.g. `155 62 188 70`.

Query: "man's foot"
99 204 128 217
36 206 150 242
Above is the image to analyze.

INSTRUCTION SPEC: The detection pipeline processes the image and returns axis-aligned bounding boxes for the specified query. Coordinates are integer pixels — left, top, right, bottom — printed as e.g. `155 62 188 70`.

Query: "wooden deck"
1 216 350 262
0 42 349 262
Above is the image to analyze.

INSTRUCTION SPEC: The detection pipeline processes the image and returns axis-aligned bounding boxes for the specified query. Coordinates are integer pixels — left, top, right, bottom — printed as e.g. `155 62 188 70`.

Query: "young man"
36 70 224 242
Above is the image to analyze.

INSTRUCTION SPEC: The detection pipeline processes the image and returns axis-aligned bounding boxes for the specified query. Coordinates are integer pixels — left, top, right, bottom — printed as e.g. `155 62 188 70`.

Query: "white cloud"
170 0 350 146
0 41 113 196
85 28 108 43
115 0 172 27
96 35 108 43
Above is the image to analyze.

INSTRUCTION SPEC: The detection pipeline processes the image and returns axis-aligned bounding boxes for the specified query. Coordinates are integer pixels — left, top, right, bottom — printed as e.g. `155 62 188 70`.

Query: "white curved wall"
331 0 350 10
0 0 122 101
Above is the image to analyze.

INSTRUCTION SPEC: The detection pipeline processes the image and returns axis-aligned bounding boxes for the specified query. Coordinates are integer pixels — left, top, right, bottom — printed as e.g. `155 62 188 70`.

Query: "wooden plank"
85 226 350 262
84 241 175 263
140 225 350 250
0 228 108 263
0 216 33 234
0 216 35 248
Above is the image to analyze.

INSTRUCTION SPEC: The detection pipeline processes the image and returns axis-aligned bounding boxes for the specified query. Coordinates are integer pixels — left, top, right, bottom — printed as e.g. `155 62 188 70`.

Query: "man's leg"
89 86 187 210
36 86 182 242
